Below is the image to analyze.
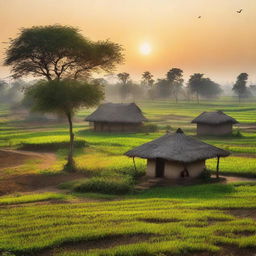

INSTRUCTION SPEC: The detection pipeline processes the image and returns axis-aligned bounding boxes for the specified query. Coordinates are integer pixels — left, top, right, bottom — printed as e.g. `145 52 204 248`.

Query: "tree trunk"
65 112 75 171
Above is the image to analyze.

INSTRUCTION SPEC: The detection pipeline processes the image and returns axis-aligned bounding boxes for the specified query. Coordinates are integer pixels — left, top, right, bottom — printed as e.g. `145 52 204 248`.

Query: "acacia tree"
233 73 248 102
5 25 124 81
24 80 103 170
5 25 123 170
166 68 184 103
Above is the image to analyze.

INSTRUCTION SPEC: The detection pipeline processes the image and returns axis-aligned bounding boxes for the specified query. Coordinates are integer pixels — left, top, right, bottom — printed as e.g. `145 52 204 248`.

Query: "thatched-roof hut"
191 111 238 136
125 128 229 179
85 103 147 132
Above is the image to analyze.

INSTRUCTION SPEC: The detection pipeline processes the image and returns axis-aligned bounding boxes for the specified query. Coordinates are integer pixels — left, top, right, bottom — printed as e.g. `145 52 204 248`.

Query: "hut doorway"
155 158 165 177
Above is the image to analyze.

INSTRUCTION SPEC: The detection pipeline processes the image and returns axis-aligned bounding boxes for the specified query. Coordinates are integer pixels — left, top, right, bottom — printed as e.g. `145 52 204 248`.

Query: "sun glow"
139 42 152 55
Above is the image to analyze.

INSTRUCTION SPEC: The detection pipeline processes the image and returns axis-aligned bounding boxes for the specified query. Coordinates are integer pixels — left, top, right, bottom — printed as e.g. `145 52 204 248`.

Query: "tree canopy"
5 25 124 81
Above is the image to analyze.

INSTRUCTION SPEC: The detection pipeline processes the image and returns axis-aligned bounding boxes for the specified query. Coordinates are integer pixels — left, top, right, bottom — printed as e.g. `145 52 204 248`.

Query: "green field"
0 98 256 255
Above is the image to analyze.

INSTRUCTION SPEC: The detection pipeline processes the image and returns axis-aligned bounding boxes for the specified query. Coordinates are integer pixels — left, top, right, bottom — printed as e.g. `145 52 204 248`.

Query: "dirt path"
221 175 256 183
0 149 86 195
0 148 57 170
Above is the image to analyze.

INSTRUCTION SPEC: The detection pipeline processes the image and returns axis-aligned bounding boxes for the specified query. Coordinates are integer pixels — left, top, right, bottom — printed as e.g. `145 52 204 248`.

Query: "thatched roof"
125 128 230 163
191 111 238 125
85 103 147 123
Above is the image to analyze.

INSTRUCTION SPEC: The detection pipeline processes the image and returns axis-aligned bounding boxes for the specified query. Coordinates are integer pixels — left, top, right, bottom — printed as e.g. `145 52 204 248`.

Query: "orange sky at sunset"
0 0 256 84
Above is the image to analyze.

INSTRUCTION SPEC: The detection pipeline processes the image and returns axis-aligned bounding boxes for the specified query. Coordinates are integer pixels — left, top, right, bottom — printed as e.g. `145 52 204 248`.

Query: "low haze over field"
0 0 256 83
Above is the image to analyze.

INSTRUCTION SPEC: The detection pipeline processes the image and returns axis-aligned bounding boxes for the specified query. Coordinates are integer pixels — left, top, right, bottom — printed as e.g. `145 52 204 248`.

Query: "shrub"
199 168 212 181
73 174 133 194
234 129 243 137
19 140 86 151
140 123 159 133
119 165 145 179
165 125 172 133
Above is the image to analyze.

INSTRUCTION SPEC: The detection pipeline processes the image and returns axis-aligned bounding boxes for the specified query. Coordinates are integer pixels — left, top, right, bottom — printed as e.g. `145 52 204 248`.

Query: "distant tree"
117 72 130 85
155 79 171 98
6 80 27 104
188 73 222 103
0 80 7 98
166 68 184 103
117 72 131 100
5 25 124 81
24 79 103 170
232 73 249 102
141 71 154 87
188 73 204 103
249 84 256 96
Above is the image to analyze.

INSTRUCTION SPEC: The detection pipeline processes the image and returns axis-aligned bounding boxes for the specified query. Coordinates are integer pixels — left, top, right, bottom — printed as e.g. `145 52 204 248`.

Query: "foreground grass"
0 183 256 255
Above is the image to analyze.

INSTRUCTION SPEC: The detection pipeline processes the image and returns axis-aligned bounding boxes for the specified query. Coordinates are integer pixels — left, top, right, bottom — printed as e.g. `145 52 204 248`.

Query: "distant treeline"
100 70 256 102
1 70 256 107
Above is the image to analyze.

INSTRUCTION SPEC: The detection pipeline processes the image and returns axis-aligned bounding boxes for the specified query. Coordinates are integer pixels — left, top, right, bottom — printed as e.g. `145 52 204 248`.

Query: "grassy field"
0 98 256 255
1 183 256 255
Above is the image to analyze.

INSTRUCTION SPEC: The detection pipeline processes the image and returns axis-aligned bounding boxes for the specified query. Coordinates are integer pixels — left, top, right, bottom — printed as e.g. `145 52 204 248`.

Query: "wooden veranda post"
132 157 137 172
216 156 220 179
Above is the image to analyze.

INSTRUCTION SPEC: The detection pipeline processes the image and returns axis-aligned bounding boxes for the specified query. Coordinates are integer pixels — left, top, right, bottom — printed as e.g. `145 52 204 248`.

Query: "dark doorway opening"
155 158 165 177
180 167 190 178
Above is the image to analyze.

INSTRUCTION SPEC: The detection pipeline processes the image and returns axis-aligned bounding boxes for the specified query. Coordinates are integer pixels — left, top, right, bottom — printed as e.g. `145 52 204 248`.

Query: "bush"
119 166 145 179
234 130 243 138
165 125 172 133
19 140 86 151
73 174 133 194
199 168 212 181
140 123 159 133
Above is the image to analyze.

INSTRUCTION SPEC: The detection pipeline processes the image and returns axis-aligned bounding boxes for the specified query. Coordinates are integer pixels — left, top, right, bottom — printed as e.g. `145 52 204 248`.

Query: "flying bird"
237 9 243 13
198 16 201 19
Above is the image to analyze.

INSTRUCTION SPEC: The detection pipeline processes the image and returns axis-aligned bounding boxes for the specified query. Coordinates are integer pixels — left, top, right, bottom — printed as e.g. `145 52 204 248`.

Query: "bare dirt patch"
0 149 85 195
37 234 152 256
229 208 256 220
0 149 57 170
188 246 256 256
0 149 33 169
138 218 179 223
0 172 85 196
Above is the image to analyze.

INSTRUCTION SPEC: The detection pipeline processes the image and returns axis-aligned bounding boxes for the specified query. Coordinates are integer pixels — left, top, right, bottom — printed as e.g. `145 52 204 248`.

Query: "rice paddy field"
0 98 256 256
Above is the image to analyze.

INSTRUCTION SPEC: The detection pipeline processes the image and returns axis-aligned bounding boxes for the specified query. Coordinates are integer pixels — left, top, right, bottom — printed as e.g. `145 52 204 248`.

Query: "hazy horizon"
1 0 256 84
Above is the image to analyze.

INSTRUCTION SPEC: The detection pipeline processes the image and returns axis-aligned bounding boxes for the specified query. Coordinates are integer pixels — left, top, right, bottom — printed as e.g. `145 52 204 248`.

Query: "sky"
0 0 256 84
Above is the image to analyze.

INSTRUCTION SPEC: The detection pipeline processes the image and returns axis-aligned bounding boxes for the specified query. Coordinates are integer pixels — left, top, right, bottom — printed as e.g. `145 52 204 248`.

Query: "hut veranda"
125 129 230 179
192 111 238 136
85 103 147 132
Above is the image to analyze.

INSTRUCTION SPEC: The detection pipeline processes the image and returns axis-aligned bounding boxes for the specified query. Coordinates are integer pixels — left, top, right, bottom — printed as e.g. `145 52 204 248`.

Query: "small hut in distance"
85 103 147 132
192 111 238 136
125 128 229 179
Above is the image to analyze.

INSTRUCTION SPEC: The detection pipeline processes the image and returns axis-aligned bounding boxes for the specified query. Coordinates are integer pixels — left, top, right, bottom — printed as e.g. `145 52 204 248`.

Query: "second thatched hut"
191 111 238 136
85 103 147 132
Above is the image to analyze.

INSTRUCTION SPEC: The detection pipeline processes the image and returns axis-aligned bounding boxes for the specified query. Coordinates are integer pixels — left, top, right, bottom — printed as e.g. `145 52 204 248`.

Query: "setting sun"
139 42 152 55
